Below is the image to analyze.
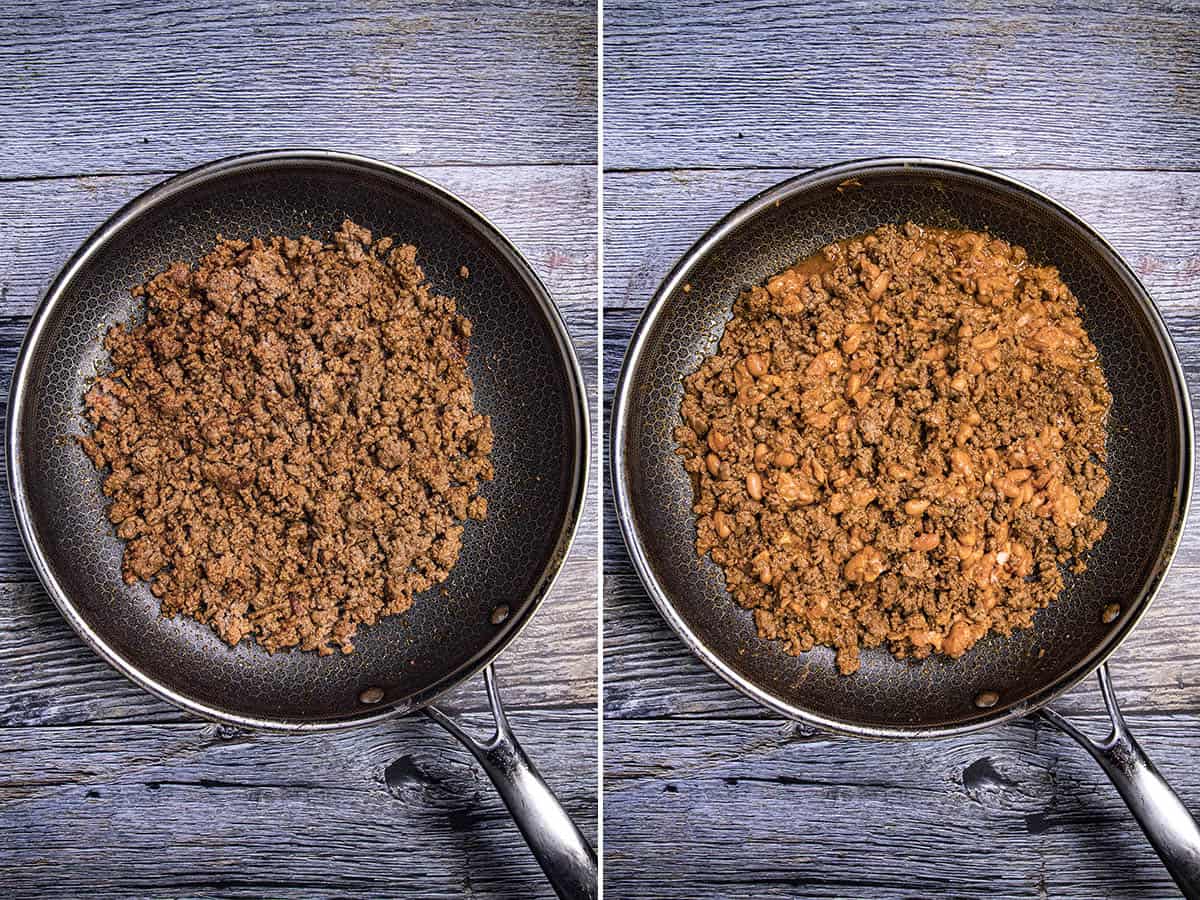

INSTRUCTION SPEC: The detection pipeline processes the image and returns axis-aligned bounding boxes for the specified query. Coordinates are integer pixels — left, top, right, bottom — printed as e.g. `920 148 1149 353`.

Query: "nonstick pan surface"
7 150 590 731
612 158 1193 738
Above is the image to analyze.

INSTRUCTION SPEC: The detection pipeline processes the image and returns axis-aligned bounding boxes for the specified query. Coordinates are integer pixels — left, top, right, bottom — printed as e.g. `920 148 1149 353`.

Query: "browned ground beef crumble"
79 220 493 654
676 223 1111 674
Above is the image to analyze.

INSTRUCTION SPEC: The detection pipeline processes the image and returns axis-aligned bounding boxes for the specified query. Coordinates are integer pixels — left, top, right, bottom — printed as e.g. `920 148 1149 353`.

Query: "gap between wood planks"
0 160 601 184
605 164 1200 175
601 714 1198 898
0 709 597 898
4 163 1196 185
0 702 601 730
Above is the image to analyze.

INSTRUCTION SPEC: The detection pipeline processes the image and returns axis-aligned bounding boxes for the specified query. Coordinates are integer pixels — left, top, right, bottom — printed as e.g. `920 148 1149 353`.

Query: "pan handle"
423 663 597 900
1039 663 1200 899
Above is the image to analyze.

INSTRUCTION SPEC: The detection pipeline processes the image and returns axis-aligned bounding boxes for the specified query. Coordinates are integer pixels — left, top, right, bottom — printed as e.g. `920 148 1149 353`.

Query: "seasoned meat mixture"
676 223 1111 674
79 220 493 654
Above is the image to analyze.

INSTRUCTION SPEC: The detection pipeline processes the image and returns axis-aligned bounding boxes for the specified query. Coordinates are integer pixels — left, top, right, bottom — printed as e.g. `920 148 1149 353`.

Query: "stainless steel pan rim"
6 148 591 734
611 155 1194 741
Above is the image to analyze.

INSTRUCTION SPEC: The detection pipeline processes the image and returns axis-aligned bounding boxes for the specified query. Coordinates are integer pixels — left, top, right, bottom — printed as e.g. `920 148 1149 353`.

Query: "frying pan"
7 150 596 899
612 158 1200 896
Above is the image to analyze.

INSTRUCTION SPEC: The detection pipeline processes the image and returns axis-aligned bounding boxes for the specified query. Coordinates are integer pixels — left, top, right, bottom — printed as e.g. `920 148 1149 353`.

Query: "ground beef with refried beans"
676 222 1110 674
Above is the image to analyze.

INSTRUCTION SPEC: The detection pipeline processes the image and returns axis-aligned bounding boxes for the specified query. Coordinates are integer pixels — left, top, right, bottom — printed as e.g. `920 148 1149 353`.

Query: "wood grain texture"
604 713 1195 899
603 168 1200 313
0 0 597 176
0 3 599 897
0 709 596 899
603 0 1200 171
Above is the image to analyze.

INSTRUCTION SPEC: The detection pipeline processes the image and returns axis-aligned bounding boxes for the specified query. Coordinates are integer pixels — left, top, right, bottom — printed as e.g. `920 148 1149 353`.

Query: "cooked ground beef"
676 223 1111 675
79 220 493 654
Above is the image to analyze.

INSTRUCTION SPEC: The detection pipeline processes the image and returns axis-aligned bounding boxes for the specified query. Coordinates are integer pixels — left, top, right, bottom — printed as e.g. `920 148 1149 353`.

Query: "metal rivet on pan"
490 604 510 625
359 686 385 705
1102 603 1121 624
974 690 1000 709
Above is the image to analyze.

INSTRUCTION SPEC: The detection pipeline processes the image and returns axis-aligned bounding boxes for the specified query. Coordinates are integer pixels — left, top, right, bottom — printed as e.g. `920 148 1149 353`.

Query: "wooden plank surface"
603 0 1200 171
603 168 1200 313
0 0 597 176
604 714 1194 899
601 2 1200 898
0 3 598 898
0 709 597 899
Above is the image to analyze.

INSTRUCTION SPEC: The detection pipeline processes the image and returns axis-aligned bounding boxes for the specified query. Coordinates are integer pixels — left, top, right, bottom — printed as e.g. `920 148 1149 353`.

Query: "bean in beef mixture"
676 223 1110 674
79 220 494 654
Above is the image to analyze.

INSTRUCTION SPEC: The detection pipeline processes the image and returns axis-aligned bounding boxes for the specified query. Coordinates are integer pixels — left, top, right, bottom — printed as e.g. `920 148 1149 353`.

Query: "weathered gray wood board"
0 0 597 176
604 714 1194 900
0 709 596 899
602 1 1200 897
604 169 1200 314
603 0 1200 171
0 2 598 898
